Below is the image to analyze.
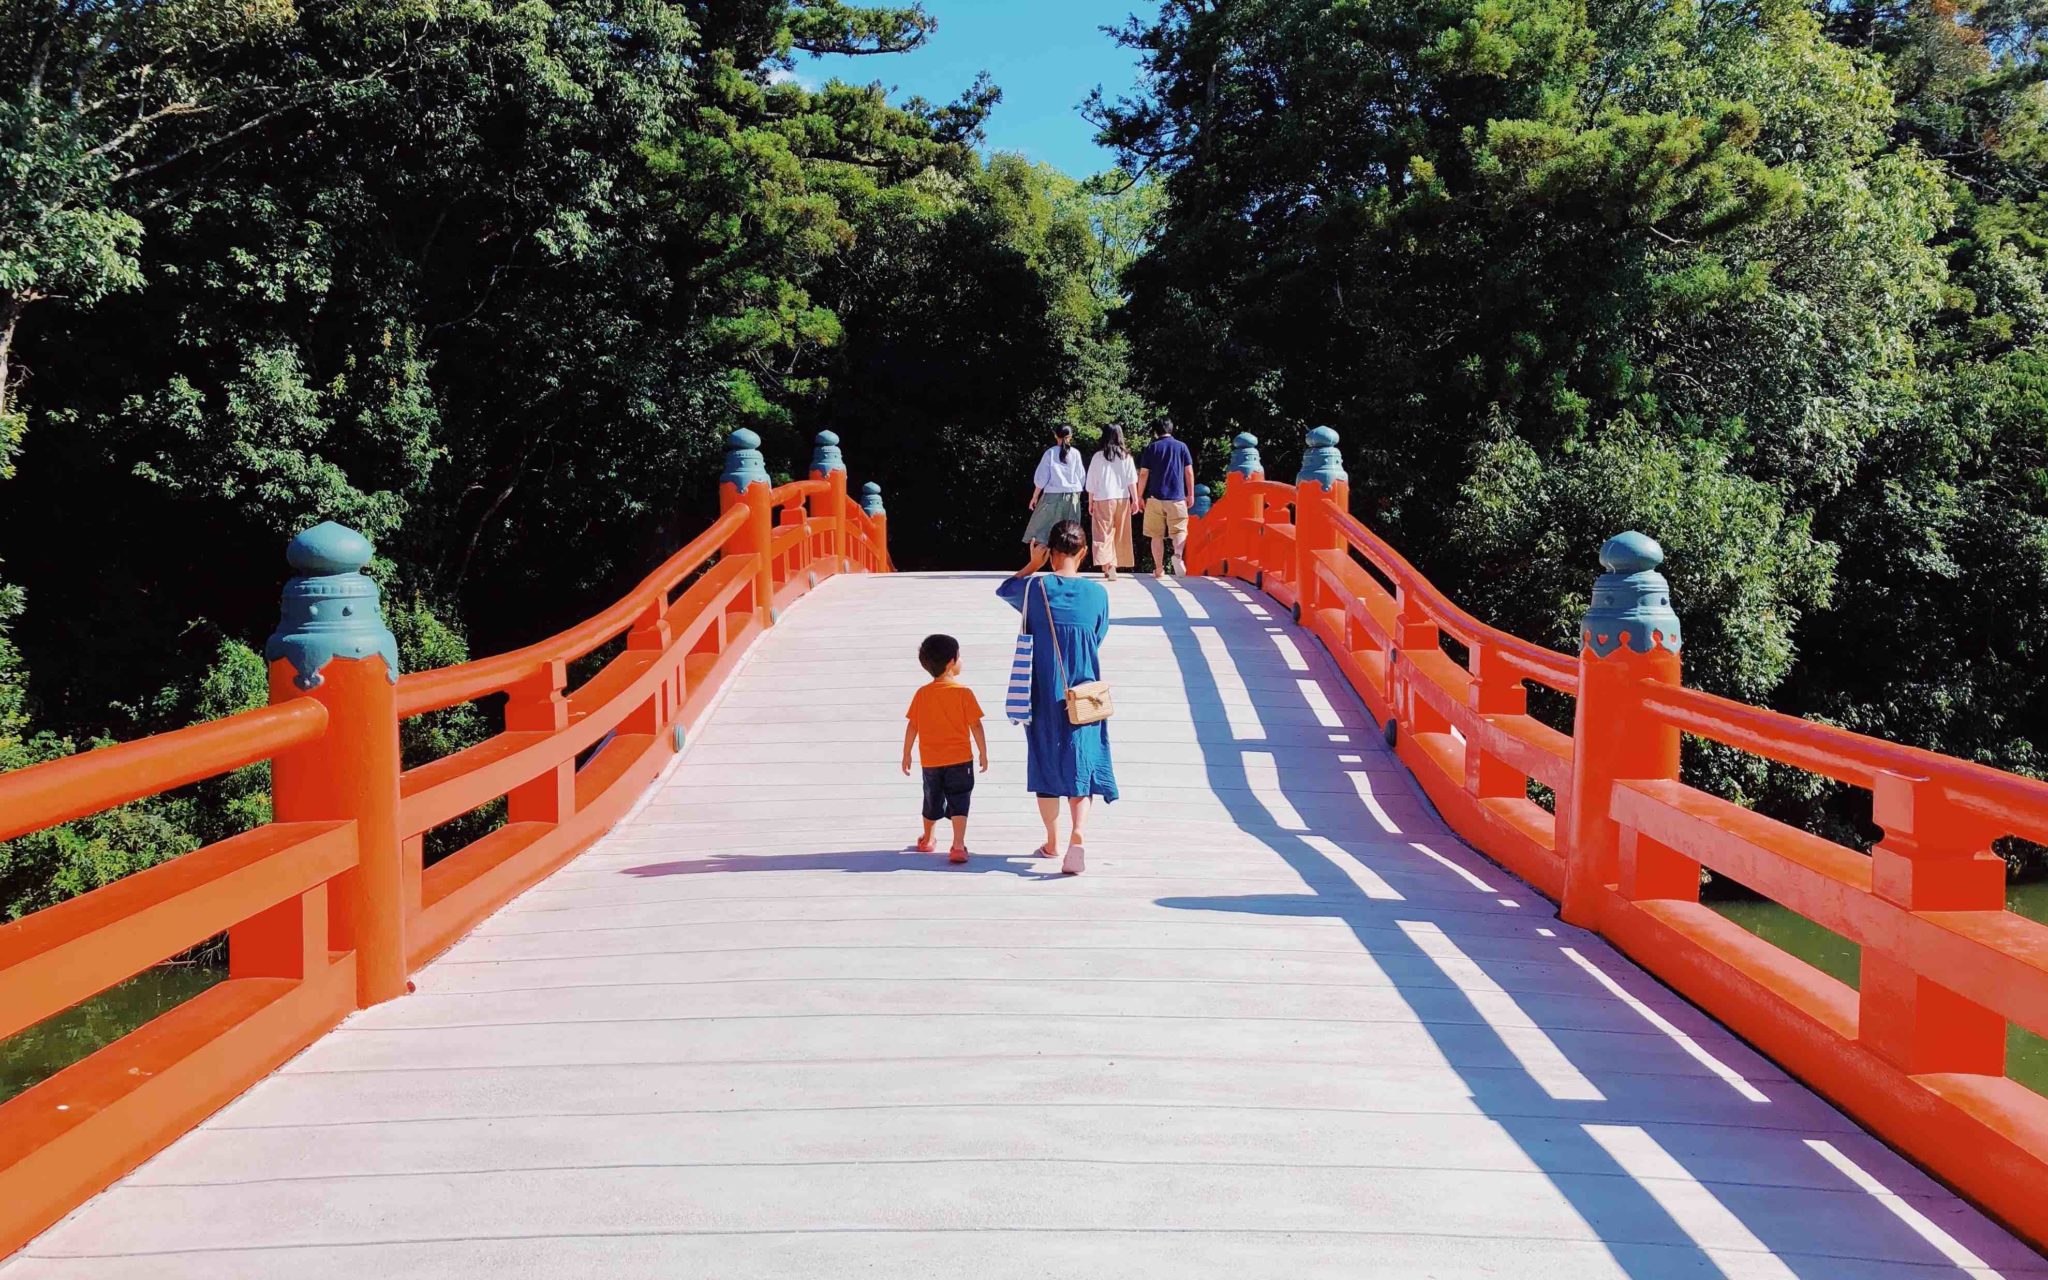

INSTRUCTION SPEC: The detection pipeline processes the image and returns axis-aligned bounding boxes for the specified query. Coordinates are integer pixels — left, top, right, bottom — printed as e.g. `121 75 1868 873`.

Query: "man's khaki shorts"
1143 498 1189 539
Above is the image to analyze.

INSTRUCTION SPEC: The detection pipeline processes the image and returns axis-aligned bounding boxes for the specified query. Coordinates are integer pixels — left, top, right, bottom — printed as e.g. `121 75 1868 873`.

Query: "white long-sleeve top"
1085 450 1139 501
1033 446 1087 494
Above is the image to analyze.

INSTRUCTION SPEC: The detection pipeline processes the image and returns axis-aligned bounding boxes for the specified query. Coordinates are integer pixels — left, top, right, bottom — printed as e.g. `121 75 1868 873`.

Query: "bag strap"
1040 576 1071 696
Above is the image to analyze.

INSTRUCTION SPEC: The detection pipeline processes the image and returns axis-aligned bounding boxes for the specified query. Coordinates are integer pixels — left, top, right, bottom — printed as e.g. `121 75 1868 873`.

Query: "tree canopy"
1094 0 2047 847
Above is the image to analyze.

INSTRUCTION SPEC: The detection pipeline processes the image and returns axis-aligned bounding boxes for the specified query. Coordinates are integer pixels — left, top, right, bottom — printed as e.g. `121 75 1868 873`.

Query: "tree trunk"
0 294 26 421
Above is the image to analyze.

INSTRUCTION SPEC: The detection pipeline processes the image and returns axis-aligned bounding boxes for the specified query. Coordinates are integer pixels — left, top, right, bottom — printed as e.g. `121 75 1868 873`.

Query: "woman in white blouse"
1083 424 1140 580
1020 424 1087 574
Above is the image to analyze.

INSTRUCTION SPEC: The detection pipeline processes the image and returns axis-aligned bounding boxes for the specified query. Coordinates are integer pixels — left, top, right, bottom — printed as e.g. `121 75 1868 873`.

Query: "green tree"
814 154 1150 567
1096 0 1883 698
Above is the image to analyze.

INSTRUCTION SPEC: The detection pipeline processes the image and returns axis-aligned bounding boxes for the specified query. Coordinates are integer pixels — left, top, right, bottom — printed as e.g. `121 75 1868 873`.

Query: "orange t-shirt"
906 680 985 768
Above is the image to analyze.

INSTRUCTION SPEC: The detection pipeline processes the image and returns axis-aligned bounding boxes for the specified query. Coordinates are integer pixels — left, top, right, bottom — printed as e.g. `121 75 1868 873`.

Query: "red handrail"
395 504 748 717
0 700 328 841
1639 682 2048 843
1323 505 1579 692
1192 460 2048 1248
0 436 890 1258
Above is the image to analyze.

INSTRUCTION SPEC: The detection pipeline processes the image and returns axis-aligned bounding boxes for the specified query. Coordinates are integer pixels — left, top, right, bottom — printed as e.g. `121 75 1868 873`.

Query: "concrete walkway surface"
6 572 2044 1279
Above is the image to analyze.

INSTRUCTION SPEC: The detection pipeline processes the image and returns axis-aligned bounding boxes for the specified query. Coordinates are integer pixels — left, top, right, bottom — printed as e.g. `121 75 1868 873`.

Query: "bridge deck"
8 573 2043 1279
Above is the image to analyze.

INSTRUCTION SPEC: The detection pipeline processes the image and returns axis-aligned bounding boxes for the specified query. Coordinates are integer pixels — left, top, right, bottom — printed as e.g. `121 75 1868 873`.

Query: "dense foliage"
1095 0 2047 856
0 0 1137 915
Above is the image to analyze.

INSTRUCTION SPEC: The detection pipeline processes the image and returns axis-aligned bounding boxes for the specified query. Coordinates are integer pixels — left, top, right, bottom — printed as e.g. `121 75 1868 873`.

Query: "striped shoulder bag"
1004 577 1037 724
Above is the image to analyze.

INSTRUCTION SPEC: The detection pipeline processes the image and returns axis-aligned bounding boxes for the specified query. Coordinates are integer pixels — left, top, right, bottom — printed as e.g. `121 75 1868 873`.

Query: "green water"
1712 880 2048 1095
0 965 224 1104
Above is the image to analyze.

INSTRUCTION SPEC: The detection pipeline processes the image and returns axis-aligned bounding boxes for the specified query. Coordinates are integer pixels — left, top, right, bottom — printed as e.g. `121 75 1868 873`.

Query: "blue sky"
804 0 1152 177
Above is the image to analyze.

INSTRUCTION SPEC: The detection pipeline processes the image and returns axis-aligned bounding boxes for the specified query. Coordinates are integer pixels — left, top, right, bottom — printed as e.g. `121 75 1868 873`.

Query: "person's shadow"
1122 574 2035 1279
624 850 1053 880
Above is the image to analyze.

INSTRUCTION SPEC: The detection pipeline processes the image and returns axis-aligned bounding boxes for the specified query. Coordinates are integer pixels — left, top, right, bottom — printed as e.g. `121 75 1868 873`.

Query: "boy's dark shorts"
921 763 974 821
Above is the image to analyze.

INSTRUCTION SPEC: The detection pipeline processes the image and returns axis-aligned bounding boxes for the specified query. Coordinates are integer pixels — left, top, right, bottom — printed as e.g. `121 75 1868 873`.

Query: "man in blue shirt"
1135 419 1196 577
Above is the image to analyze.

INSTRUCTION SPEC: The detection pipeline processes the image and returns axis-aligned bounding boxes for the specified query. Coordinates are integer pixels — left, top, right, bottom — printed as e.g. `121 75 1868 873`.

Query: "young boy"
902 633 989 863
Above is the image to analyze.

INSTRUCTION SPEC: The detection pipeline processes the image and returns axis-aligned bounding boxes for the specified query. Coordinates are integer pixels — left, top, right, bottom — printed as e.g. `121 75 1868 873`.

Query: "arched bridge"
2 429 2046 1277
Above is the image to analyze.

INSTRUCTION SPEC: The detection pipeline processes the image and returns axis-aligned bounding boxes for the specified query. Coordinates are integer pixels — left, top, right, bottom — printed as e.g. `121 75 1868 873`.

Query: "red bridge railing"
1189 426 2048 1246
0 429 888 1256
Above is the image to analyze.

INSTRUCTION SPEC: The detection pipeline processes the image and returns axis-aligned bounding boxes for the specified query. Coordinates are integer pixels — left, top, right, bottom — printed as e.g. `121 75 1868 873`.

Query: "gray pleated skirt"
1022 492 1087 544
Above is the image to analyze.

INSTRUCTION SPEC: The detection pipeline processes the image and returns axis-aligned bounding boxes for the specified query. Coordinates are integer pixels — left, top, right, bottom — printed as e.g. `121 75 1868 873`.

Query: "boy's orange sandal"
915 835 936 853
948 847 969 864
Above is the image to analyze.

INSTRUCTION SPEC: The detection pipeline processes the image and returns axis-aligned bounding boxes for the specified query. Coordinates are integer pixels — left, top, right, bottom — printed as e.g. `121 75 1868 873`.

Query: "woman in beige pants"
1084 424 1140 581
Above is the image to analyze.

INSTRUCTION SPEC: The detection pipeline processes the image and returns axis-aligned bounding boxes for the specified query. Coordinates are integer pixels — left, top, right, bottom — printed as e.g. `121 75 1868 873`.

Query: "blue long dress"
997 573 1119 802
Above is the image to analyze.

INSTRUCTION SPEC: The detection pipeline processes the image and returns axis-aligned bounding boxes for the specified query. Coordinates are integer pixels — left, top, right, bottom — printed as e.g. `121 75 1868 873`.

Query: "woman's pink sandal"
1061 843 1086 875
1034 844 1058 858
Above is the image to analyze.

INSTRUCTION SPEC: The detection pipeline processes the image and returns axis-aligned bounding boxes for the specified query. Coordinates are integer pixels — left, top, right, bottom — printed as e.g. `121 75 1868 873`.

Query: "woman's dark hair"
1047 519 1087 558
1100 424 1128 461
1054 423 1073 464
918 633 960 678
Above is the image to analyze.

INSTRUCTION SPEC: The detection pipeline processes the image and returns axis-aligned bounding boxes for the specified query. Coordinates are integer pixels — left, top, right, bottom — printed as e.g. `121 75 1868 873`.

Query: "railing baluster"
1465 642 1526 803
227 883 328 982
779 488 807 586
505 659 574 822
624 597 672 738
1860 771 2007 1074
1392 586 1445 743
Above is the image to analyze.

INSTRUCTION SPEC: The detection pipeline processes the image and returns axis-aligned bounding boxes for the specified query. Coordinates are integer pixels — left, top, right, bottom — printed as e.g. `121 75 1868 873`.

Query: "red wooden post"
1859 773 2007 1074
1226 433 1262 578
777 495 806 586
719 429 776 625
1263 500 1292 593
506 659 576 818
860 482 888 571
810 431 849 573
260 522 408 1007
1560 532 1683 929
1188 483 1214 573
1390 584 1447 751
1465 642 1526 803
830 468 850 570
1293 426 1346 620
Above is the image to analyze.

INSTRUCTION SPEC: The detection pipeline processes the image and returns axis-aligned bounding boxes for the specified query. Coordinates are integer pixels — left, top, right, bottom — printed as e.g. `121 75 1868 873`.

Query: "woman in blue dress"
998 519 1118 875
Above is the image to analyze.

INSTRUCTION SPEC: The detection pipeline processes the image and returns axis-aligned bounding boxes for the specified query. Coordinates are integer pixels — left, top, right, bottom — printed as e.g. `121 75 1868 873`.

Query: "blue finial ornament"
860 481 886 516
1582 531 1681 656
264 521 400 690
1228 432 1262 479
1297 426 1346 490
1192 483 1213 517
721 428 769 491
809 429 846 477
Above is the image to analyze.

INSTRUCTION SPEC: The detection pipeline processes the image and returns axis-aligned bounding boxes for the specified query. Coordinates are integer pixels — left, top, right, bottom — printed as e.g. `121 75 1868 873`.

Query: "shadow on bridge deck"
1134 576 2040 1280
4 572 2042 1279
